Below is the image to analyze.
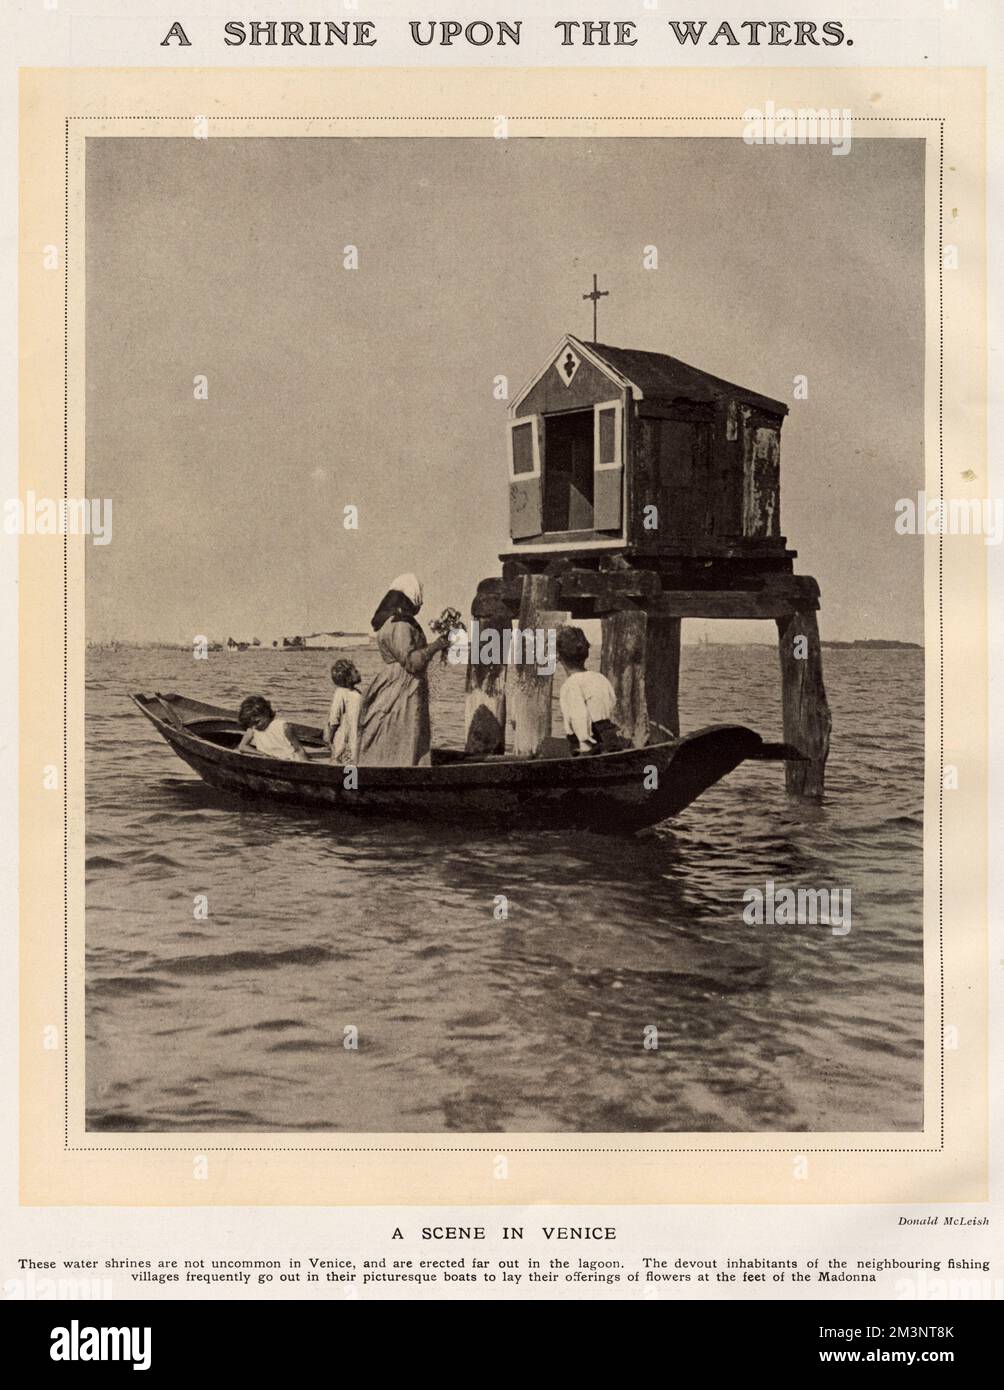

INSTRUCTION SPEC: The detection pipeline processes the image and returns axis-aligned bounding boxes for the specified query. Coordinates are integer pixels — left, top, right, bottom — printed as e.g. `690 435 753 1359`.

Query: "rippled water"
85 643 924 1133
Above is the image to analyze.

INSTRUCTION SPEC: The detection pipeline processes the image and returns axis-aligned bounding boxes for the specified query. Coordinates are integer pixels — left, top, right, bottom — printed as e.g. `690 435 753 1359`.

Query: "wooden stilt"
600 608 681 745
776 609 831 796
508 575 563 757
464 598 509 756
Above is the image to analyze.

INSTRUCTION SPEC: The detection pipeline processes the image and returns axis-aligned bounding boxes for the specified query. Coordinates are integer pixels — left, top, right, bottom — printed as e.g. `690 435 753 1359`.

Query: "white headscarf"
390 573 423 611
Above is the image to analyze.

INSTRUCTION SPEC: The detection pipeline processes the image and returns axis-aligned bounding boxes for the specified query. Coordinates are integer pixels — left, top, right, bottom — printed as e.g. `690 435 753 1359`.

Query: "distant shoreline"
86 636 923 652
818 639 923 651
86 636 372 651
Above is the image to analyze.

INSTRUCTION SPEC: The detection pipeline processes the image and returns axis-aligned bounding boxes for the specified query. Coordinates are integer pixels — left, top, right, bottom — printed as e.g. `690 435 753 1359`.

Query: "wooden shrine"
466 323 831 796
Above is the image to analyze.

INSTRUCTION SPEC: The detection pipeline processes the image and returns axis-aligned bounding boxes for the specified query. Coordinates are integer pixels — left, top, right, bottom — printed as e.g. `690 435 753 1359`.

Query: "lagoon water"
85 643 924 1133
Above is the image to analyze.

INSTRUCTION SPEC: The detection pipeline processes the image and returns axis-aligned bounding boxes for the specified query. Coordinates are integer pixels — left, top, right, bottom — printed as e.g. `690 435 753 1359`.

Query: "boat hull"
130 692 765 833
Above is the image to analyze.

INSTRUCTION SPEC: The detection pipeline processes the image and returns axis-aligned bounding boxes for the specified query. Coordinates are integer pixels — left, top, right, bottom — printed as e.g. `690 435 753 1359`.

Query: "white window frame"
593 399 624 471
508 415 541 480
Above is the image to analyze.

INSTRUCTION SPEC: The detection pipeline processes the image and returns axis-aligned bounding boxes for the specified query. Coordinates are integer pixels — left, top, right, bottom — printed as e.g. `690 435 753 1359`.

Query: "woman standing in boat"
357 574 451 767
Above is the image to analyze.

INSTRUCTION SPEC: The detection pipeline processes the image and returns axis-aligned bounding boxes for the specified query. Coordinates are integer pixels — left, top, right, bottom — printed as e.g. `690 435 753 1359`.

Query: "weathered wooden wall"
629 398 784 554
740 410 782 538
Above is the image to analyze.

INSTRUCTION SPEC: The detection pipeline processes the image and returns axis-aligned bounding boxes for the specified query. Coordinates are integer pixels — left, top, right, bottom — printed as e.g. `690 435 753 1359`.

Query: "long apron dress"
356 618 432 767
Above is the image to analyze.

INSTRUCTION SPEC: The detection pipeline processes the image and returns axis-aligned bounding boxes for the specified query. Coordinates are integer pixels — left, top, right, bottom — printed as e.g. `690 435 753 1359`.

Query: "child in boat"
237 695 309 762
324 659 362 765
556 625 628 755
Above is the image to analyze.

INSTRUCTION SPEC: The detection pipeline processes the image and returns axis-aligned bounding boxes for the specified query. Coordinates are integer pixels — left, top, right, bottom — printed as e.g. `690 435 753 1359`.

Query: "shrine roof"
581 338 789 416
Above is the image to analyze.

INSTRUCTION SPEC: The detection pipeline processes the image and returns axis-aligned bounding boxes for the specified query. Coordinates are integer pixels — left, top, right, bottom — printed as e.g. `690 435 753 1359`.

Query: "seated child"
556 625 628 756
237 695 309 762
324 659 362 765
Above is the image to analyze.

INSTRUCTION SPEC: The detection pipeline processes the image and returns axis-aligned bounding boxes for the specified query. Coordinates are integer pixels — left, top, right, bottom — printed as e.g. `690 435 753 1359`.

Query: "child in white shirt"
556 625 626 755
324 659 363 765
237 695 309 761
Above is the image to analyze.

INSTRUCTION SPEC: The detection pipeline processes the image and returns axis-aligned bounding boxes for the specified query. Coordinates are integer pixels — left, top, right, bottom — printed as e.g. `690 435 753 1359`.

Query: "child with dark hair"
555 625 627 755
237 695 308 762
324 659 363 764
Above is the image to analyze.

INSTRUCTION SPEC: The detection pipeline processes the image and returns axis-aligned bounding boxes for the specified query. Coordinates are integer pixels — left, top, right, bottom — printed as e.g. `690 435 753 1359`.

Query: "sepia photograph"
5 0 999 1332
83 132 925 1135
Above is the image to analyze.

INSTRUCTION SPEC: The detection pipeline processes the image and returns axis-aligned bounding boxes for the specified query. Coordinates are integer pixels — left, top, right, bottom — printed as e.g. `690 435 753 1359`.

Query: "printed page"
0 0 1000 1355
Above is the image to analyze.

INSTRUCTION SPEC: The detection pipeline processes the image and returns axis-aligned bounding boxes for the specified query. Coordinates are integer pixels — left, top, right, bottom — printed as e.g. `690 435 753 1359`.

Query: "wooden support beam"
776 609 831 797
652 579 819 619
508 575 563 758
471 576 518 621
502 567 816 618
648 614 682 741
499 566 661 612
600 609 682 745
464 595 510 756
560 567 663 611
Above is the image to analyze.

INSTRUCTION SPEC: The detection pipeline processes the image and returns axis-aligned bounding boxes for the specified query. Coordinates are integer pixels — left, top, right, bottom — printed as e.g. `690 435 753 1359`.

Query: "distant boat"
218 632 372 651
297 632 371 650
130 691 800 834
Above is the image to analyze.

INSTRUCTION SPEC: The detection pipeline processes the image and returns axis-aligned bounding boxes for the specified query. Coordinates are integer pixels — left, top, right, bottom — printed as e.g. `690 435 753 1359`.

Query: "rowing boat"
130 691 793 833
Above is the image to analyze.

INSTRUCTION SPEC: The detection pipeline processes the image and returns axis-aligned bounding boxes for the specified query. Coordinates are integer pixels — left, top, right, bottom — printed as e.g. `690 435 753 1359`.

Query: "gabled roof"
582 338 788 416
509 333 789 417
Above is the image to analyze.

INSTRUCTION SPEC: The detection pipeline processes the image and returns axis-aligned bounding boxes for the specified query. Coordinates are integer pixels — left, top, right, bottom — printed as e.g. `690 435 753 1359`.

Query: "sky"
85 135 925 644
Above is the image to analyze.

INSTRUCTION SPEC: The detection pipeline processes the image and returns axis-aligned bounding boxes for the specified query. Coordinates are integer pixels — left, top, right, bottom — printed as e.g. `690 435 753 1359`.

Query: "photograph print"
83 132 925 1134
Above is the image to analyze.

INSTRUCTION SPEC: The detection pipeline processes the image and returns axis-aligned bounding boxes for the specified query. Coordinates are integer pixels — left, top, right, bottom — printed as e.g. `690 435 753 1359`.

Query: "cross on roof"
582 274 609 341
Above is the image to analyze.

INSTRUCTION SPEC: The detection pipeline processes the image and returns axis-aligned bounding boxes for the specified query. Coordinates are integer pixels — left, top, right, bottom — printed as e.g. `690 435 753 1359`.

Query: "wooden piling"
600 608 682 746
508 575 563 757
464 596 510 756
775 609 831 796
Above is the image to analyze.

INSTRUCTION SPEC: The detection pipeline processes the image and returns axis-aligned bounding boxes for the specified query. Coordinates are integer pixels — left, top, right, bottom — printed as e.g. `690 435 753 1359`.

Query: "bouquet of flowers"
430 607 466 664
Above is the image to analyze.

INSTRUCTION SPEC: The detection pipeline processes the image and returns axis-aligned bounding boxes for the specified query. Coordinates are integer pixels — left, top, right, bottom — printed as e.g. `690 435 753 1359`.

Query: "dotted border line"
938 122 945 1150
63 119 70 1149
67 1145 944 1154
64 113 945 1156
67 115 946 122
